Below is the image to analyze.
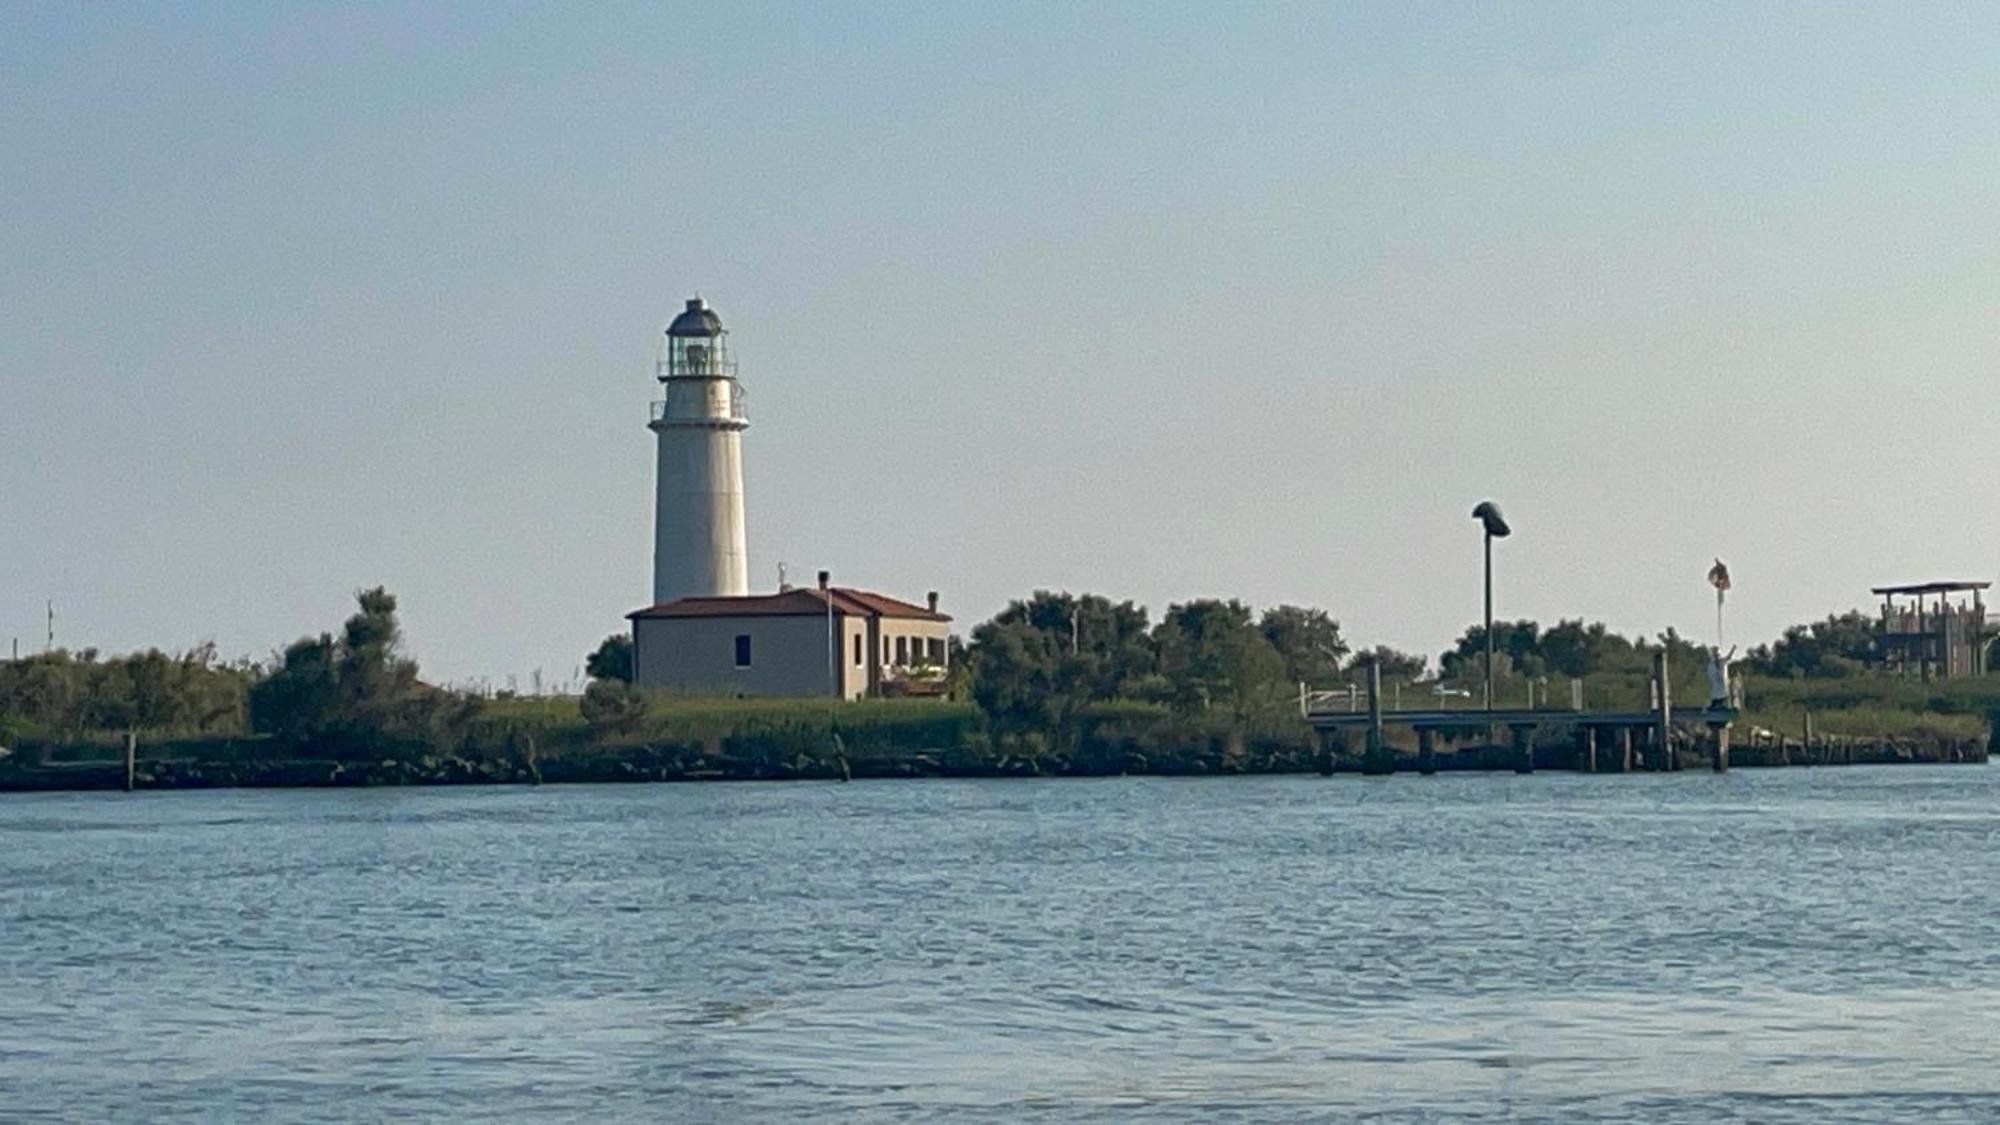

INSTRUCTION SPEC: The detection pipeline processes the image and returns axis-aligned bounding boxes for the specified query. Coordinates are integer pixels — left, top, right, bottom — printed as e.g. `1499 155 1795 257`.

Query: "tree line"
580 594 1897 706
0 583 1916 755
1 588 470 756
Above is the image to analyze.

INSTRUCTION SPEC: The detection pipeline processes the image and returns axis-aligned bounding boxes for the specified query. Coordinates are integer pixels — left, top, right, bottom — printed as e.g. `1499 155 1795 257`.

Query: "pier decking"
1304 705 1739 732
1303 652 1745 773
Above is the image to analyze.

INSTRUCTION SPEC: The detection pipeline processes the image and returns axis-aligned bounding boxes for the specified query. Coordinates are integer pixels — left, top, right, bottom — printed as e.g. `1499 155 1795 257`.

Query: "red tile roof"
628 586 950 622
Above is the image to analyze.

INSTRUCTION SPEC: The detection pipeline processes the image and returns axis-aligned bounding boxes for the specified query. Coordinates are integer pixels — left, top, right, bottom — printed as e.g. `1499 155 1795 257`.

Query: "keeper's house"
628 573 951 699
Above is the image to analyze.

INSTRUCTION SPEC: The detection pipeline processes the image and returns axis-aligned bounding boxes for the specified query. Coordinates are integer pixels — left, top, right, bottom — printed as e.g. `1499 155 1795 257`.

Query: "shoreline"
1 735 1984 793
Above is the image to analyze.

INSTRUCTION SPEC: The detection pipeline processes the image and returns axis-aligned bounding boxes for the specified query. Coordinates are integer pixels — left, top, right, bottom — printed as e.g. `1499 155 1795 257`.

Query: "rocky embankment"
0 725 1986 792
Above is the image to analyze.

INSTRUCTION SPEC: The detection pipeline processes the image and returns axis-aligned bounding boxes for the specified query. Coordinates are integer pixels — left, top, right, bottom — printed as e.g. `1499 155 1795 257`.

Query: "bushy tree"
1743 611 1879 678
586 634 634 683
1440 620 1545 680
579 679 647 734
967 618 1068 739
1351 645 1427 680
1258 605 1348 685
1154 599 1286 721
943 635 972 700
248 587 474 754
1537 619 1634 678
968 591 1160 746
0 645 247 738
1646 627 1711 673
986 591 1155 699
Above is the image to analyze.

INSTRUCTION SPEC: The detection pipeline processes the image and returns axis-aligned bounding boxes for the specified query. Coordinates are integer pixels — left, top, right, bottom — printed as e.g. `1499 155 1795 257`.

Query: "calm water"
4 768 2000 1122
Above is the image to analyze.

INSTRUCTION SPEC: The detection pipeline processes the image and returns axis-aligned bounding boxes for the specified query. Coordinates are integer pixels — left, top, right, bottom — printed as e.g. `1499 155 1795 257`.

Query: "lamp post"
1471 501 1511 727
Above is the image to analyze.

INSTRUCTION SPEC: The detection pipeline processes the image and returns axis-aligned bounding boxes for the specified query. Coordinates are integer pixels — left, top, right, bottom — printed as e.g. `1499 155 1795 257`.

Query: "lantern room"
659 296 733 380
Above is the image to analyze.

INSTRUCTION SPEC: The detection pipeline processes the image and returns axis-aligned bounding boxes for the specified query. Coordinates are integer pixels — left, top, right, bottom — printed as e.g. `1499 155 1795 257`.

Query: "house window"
734 634 752 668
853 634 863 666
928 637 943 662
896 635 909 665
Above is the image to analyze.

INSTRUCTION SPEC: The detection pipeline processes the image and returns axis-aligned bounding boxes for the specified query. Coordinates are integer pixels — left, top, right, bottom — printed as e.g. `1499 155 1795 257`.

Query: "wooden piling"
1619 727 1634 772
1360 659 1393 775
1582 726 1598 772
1365 659 1383 757
1653 652 1672 771
1712 724 1730 772
1511 724 1533 774
1417 727 1436 775
123 729 136 792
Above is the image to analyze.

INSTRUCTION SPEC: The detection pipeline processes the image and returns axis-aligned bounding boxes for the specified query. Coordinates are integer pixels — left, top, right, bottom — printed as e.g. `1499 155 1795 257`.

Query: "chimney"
926 591 939 613
818 570 830 592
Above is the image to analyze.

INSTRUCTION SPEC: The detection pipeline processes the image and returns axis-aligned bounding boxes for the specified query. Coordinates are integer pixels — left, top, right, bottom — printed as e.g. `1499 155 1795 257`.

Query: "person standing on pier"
1707 646 1737 710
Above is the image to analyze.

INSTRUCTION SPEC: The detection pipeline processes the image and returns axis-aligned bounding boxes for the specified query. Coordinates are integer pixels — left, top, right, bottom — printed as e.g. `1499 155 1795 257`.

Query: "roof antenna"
778 561 790 592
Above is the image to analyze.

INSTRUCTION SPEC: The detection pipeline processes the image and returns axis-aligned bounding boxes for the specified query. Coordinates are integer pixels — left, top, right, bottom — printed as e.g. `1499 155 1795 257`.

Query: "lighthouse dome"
666 297 724 338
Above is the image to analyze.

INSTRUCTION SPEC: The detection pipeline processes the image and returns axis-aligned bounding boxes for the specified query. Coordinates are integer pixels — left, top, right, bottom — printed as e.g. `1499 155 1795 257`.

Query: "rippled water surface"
5 768 2000 1122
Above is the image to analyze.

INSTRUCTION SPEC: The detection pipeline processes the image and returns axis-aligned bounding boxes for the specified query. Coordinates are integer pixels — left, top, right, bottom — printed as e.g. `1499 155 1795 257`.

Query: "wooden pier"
1306 653 1743 773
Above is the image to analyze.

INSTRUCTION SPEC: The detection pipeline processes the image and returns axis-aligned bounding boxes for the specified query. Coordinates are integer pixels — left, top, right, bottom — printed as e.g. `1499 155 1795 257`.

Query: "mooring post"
1417 727 1436 775
1712 724 1730 772
1619 726 1634 772
1361 658 1393 775
1511 724 1533 774
1366 658 1383 754
1582 726 1597 772
1803 710 1814 758
1653 651 1673 771
123 729 136 792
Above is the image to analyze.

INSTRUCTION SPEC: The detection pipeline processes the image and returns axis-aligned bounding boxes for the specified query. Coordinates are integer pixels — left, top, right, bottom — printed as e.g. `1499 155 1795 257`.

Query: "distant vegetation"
0 643 250 746
2 585 1992 779
247 587 477 757
2 588 477 763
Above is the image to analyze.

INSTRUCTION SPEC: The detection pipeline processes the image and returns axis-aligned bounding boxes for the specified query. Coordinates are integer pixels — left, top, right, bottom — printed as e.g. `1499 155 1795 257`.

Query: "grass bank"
2 673 1992 791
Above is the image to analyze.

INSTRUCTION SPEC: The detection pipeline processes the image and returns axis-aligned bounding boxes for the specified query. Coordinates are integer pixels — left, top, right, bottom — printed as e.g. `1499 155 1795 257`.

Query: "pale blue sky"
4 3 1997 685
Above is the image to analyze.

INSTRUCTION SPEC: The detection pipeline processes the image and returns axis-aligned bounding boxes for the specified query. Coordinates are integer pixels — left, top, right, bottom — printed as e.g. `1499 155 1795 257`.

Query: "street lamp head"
1472 501 1511 538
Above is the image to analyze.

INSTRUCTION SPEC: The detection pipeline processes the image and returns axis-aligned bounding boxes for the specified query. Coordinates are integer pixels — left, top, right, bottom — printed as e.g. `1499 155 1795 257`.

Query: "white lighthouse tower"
650 296 749 604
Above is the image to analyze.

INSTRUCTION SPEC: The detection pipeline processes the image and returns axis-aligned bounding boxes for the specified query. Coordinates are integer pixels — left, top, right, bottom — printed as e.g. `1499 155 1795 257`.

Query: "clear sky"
4 3 1998 686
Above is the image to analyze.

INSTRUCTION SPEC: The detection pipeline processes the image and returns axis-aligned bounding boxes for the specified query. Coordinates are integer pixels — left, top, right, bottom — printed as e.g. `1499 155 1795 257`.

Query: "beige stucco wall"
634 614 844 697
840 615 871 700
633 612 952 700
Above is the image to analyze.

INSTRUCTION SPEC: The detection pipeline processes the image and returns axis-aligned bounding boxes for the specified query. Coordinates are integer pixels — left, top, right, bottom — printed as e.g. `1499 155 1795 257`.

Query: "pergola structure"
1872 581 1993 680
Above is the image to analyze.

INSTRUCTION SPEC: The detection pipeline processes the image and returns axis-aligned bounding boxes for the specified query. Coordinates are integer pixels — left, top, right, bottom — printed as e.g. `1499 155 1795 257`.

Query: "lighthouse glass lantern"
661 297 731 379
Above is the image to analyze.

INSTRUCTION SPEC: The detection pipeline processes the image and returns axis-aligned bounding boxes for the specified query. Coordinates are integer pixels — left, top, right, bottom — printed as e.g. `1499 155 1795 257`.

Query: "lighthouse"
628 295 954 698
650 296 749 604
